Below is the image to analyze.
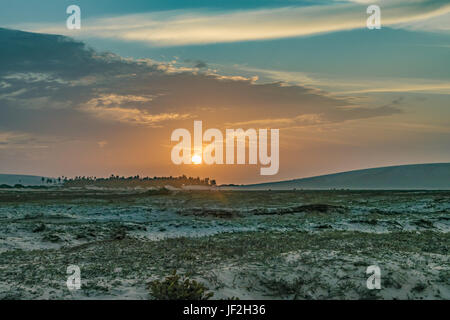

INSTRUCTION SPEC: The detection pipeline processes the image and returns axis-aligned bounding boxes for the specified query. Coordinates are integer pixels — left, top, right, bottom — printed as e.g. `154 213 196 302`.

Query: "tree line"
60 174 216 188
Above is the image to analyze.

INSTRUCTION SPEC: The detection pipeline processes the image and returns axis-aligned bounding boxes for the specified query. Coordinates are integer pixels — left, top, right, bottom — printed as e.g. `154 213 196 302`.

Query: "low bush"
148 271 214 300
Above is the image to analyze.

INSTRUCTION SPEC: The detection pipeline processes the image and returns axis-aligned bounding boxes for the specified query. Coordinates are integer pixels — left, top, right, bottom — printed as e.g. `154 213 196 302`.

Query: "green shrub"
148 271 214 300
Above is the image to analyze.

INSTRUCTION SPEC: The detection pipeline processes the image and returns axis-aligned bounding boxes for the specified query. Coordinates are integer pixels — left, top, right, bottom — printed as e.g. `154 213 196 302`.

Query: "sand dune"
0 174 53 186
232 163 450 190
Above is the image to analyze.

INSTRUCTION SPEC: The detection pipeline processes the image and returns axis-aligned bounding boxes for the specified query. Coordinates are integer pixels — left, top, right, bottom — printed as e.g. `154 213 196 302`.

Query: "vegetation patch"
148 271 214 300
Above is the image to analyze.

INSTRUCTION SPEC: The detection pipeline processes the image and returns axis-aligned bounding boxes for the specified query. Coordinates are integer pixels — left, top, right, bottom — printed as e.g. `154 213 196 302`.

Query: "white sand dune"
229 163 450 190
0 174 54 186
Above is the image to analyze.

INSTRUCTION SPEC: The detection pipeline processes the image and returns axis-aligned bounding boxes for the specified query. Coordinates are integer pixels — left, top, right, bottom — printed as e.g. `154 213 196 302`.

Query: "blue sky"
4 0 449 90
0 0 449 183
0 1 332 23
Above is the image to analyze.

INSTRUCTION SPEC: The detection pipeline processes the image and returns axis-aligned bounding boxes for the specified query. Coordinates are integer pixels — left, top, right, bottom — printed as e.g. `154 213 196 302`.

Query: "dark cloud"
0 28 154 79
194 61 208 69
183 59 208 69
0 27 401 139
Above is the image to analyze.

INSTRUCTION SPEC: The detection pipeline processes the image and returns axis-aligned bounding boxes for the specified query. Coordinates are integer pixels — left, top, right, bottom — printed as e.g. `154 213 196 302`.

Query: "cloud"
0 130 63 149
84 93 154 106
3 72 68 84
82 97 192 127
393 11 450 32
13 0 450 46
233 65 450 95
0 28 401 148
0 81 10 89
0 131 34 148
97 140 108 148
226 114 325 128
194 61 208 69
340 82 450 94
184 59 208 69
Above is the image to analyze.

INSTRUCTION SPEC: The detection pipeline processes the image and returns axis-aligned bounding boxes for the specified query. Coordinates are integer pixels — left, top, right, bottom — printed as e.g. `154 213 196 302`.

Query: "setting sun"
191 154 202 164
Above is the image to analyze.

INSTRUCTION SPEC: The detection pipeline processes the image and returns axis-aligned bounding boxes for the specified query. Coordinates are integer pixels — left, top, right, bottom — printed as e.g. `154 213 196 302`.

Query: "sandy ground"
0 189 448 299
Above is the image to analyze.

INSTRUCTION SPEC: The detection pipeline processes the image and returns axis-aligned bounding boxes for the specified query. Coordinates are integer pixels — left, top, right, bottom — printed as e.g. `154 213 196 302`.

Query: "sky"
0 0 449 184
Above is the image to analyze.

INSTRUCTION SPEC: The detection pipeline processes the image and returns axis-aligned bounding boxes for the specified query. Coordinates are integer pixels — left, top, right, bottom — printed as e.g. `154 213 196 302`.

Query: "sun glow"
191 154 202 164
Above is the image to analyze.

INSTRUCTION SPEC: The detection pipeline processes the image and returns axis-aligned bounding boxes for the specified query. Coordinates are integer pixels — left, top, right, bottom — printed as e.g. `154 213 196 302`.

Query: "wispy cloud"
226 114 325 128
226 65 450 95
14 0 450 46
393 11 450 32
340 82 450 94
82 94 192 127
0 131 63 149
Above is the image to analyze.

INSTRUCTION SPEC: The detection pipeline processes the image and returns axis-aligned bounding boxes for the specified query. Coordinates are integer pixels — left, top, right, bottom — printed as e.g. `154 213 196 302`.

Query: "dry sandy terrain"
0 189 448 299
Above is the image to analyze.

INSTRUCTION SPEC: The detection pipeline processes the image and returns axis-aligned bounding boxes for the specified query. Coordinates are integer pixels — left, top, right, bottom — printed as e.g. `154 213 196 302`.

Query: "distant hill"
2 163 450 189
227 163 450 190
0 174 54 186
